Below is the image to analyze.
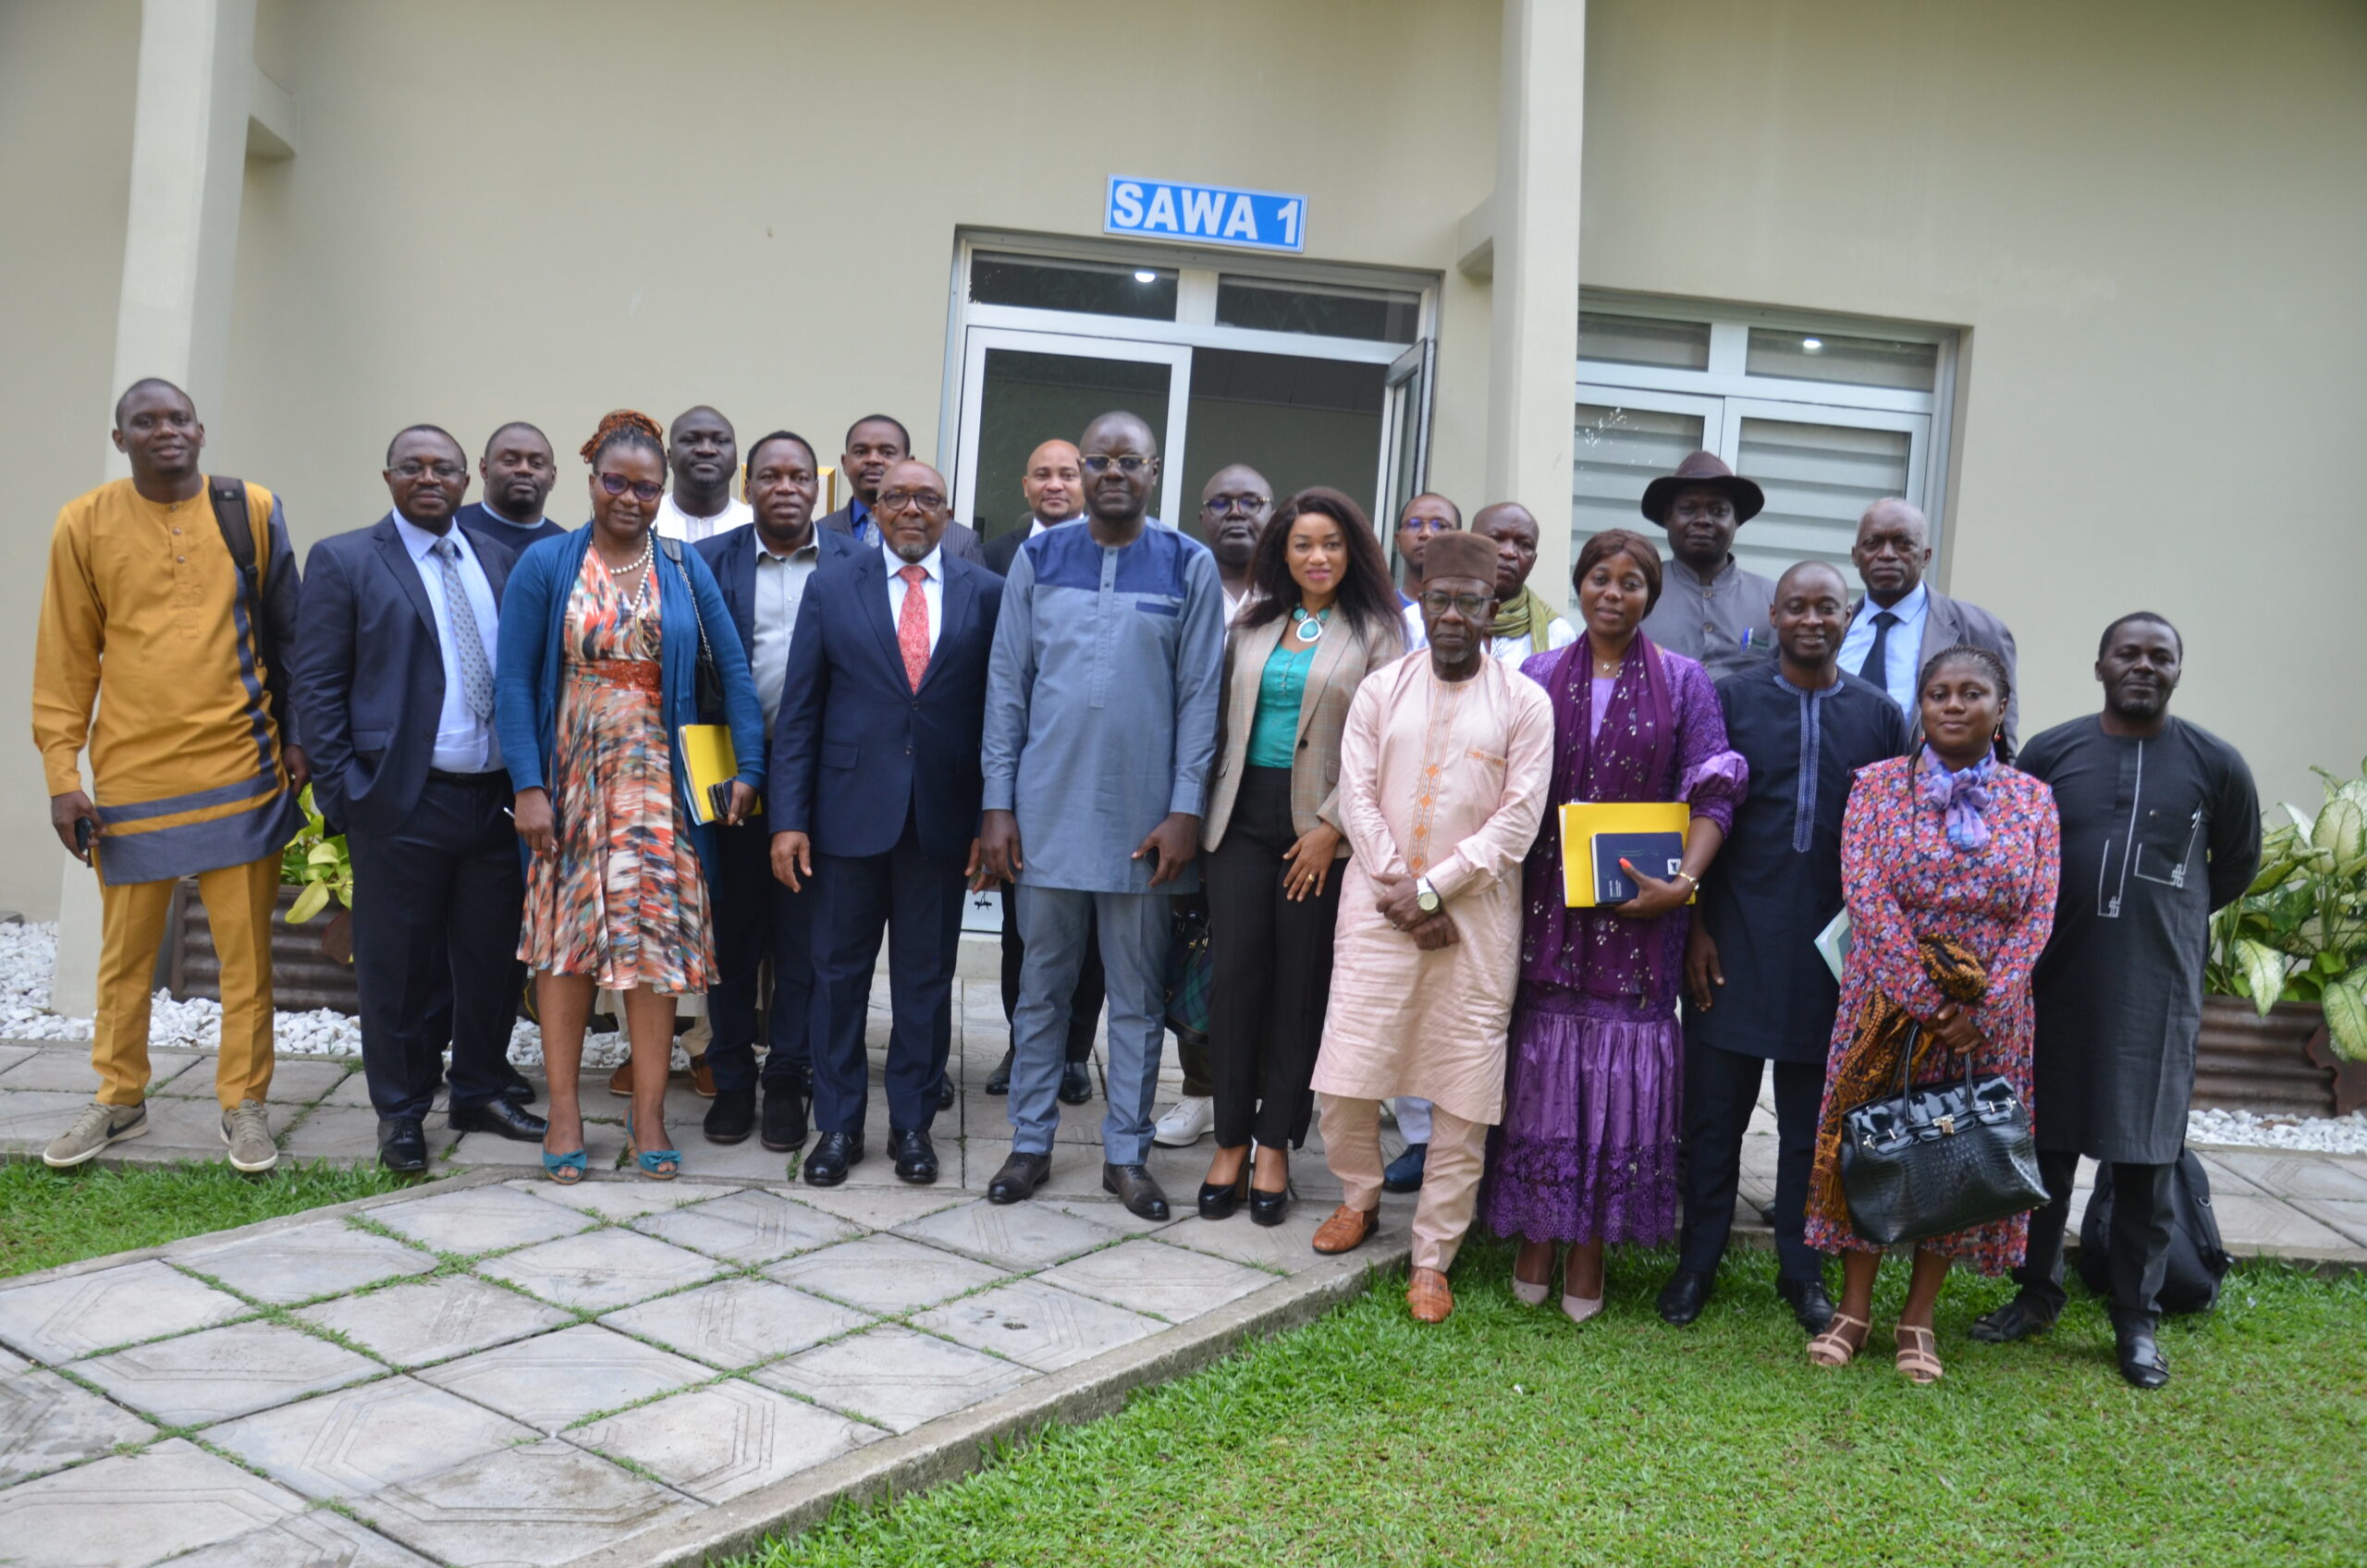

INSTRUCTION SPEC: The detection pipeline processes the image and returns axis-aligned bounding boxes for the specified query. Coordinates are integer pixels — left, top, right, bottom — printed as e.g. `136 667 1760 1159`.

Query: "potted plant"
2198 761 2367 1117
159 787 362 1012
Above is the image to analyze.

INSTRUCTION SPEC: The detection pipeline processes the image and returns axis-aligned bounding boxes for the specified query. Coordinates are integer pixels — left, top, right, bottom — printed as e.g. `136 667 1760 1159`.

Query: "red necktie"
896 563 929 692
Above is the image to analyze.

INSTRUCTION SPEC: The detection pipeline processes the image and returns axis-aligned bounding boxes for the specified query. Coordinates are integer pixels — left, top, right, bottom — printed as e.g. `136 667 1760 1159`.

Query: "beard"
890 534 933 564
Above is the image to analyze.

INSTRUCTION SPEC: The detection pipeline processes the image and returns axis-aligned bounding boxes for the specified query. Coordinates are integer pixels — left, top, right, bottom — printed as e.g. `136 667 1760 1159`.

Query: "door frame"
953 328 1195 528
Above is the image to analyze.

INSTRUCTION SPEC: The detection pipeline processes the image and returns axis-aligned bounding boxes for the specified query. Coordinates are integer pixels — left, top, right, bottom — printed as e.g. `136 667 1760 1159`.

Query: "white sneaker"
1152 1096 1214 1147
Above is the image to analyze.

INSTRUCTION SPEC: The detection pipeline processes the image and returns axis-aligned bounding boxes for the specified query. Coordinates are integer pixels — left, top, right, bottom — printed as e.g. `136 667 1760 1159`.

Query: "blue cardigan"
493 525 766 880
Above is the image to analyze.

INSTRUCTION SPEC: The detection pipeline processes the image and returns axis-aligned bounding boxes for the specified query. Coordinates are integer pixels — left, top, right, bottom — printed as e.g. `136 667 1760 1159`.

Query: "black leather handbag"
1838 1026 2049 1246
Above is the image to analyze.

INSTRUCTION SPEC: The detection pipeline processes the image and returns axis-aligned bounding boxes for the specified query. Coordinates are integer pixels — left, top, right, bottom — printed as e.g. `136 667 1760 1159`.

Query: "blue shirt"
982 522 1226 894
1837 581 1929 714
847 495 876 546
391 512 501 772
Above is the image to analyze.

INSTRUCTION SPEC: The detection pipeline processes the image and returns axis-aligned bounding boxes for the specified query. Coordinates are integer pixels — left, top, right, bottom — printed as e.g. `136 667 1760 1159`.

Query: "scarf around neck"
1490 583 1556 647
1918 745 1996 851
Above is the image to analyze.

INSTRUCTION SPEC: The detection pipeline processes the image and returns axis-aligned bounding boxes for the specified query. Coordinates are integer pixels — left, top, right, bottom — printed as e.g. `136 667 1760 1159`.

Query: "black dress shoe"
938 1073 958 1111
704 1087 755 1145
987 1150 1052 1205
1198 1166 1247 1221
889 1126 938 1184
448 1096 548 1142
1655 1268 1712 1326
986 1049 1014 1096
1059 1060 1094 1106
1248 1183 1291 1228
499 1071 538 1106
1102 1161 1171 1220
1968 1292 2058 1344
1776 1275 1836 1335
760 1083 809 1152
377 1118 428 1174
803 1131 863 1187
2113 1311 2170 1390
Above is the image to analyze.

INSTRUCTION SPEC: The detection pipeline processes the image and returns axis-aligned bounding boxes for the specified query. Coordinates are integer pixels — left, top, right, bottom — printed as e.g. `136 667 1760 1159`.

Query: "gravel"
2187 1106 2367 1156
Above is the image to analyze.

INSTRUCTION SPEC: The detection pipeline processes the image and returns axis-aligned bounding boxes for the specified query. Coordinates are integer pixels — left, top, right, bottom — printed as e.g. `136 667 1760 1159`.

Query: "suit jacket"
768 547 1003 862
690 523 858 657
816 502 985 564
1872 586 2020 757
454 500 567 551
983 527 1026 577
288 515 518 837
1202 606 1407 851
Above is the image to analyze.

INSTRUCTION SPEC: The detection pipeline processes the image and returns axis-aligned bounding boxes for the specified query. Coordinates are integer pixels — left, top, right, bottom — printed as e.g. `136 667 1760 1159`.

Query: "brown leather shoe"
1311 1204 1378 1255
690 1055 716 1098
1406 1267 1454 1323
607 1062 632 1097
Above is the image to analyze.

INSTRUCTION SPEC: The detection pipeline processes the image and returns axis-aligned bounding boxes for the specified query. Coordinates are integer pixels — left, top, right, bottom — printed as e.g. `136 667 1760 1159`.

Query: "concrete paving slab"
0 1042 37 1076
358 1437 697 1567
513 1176 742 1219
0 1366 154 1487
752 1323 1037 1434
73 1319 382 1427
413 1324 710 1434
0 1258 250 1363
1046 1193 1187 1236
630 1187 863 1266
274 1104 385 1161
909 1278 1161 1373
654 1133 803 1182
0 1438 308 1568
2208 1150 2367 1202
372 1183 592 1255
600 1277 873 1369
152 1057 350 1103
204 1375 539 1500
0 1049 155 1095
1036 1237 1279 1322
162 1507 436 1568
893 1197 1124 1270
321 1070 379 1108
448 1125 590 1171
2294 1197 2367 1246
783 1182 968 1231
0 1088 102 1148
2214 1194 2352 1256
293 1274 573 1368
175 1218 436 1305
477 1228 725 1314
765 1233 1010 1315
572 1379 882 1504
135 1094 298 1153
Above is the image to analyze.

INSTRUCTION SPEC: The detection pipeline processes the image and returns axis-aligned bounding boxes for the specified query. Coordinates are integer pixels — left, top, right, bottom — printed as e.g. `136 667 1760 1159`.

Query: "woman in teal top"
1197 488 1405 1224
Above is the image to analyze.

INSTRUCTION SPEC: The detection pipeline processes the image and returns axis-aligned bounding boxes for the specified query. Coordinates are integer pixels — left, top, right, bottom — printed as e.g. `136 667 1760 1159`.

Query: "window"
1574 297 1956 591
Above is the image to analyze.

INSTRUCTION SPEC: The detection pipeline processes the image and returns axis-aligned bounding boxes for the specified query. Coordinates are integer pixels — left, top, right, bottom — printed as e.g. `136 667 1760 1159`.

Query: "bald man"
1839 497 2019 754
1199 463 1273 621
984 439 1086 575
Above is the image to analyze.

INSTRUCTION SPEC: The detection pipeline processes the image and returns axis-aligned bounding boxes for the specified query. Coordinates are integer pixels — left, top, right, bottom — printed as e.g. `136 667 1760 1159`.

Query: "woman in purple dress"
1481 528 1748 1324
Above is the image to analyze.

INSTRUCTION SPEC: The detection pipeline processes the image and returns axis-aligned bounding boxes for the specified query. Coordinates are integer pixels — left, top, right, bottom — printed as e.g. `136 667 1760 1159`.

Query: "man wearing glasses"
1392 492 1464 651
980 411 1226 1218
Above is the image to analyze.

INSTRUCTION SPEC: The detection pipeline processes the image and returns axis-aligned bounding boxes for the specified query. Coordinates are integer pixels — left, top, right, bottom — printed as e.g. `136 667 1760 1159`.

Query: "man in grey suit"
816 414 984 564
1838 497 2019 755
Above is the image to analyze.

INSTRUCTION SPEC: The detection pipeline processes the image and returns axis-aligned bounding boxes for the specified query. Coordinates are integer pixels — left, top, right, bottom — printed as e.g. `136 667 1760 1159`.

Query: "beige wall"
1580 0 2367 808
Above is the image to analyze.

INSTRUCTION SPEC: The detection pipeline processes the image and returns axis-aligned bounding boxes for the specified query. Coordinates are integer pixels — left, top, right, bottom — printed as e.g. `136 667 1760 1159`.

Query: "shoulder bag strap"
206 477 292 746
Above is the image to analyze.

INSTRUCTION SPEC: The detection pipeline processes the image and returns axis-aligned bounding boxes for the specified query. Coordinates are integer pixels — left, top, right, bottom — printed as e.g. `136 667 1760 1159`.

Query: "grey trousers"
1010 885 1171 1164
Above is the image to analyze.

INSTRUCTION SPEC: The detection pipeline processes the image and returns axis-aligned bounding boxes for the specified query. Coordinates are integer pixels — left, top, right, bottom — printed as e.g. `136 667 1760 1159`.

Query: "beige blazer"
1203 607 1404 852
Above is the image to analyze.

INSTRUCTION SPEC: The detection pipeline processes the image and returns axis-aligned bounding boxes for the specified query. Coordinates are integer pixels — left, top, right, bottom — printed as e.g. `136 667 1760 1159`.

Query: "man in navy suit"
772 458 1003 1185
454 422 567 550
692 432 855 1152
289 426 548 1171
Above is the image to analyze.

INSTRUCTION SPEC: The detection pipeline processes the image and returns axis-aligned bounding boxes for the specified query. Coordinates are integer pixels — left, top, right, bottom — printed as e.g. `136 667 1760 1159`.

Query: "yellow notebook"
1558 802 1691 908
678 724 757 826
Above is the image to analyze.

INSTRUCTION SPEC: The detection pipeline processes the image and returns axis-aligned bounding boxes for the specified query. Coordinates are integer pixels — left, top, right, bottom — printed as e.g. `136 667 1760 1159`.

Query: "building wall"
1580 0 2367 807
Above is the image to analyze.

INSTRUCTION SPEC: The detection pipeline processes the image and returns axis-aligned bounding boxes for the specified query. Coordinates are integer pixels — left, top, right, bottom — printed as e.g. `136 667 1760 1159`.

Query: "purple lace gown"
1480 635 1747 1246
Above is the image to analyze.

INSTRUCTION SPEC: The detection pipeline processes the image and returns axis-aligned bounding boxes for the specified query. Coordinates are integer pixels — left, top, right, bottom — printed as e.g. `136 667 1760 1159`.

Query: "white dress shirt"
654 493 752 544
392 512 502 772
1837 580 1931 713
883 538 944 655
750 535 822 732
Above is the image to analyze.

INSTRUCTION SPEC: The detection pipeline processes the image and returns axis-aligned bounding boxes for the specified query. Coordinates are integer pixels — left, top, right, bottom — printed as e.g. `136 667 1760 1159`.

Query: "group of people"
37 377 2259 1397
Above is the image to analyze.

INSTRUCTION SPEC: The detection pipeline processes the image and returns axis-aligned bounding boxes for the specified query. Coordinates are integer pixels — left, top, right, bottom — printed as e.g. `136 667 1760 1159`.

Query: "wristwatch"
1415 876 1441 915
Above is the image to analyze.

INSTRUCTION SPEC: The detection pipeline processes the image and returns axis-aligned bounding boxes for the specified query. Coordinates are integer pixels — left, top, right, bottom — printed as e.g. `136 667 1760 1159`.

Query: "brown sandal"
1406 1267 1454 1323
1807 1311 1870 1367
1311 1205 1379 1255
1894 1323 1944 1384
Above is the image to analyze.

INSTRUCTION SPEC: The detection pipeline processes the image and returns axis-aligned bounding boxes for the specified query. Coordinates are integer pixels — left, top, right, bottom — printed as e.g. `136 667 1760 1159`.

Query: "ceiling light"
1134 270 1158 283
1800 337 1823 350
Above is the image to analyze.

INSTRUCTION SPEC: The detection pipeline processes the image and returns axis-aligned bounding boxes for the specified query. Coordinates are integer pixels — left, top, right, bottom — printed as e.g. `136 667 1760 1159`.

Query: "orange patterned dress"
518 548 714 993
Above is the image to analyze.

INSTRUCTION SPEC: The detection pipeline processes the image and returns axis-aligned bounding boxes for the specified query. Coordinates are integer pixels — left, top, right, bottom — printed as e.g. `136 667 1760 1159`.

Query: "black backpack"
2079 1148 2232 1314
206 476 292 743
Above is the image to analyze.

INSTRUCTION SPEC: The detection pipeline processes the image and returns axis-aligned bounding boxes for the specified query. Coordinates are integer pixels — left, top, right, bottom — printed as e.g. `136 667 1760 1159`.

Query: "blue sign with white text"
1104 177 1306 253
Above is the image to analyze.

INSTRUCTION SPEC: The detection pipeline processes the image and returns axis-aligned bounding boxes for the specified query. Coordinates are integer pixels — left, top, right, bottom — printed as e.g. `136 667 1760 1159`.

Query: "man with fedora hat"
1637 451 1775 681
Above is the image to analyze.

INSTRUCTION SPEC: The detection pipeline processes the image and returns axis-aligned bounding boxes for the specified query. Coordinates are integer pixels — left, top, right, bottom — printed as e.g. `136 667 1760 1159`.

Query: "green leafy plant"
279 785 353 925
2207 758 2367 1060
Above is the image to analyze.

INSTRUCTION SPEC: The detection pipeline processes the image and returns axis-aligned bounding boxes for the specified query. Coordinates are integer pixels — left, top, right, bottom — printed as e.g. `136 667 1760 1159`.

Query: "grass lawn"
0 1158 411 1280
737 1241 2364 1568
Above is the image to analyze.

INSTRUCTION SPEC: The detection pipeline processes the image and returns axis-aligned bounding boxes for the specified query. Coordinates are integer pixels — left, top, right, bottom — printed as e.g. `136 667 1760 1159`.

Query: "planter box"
2193 996 2367 1119
154 879 359 1014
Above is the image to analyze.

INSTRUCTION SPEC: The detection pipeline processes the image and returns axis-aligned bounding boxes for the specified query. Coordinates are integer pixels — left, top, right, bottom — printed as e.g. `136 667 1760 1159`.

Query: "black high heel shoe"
1248 1181 1291 1227
1198 1162 1250 1220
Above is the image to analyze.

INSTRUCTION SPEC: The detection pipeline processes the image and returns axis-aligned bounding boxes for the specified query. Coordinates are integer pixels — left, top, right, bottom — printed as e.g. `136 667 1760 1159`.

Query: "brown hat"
1640 450 1764 525
1419 530 1498 586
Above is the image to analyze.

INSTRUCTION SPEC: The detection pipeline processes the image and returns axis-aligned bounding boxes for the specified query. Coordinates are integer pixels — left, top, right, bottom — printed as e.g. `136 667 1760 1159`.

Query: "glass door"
1377 338 1436 536
953 329 1191 537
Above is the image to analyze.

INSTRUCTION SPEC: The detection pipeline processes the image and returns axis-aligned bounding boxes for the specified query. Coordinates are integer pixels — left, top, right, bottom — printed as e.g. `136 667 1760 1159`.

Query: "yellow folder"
678 724 757 826
1559 802 1691 908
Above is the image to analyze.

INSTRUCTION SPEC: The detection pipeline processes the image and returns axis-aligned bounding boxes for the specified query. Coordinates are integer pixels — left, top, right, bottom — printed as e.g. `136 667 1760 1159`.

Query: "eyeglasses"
596 473 665 502
1419 591 1490 618
877 488 947 514
1202 493 1269 515
1080 455 1153 475
392 461 466 481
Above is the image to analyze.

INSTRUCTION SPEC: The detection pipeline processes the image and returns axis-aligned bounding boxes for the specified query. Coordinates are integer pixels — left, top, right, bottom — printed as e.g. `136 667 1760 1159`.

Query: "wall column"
1483 0 1585 610
53 0 259 1019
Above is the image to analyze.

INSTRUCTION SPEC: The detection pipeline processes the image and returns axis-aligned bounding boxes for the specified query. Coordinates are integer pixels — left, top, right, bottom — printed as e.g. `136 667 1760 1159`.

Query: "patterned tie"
431 537 496 719
1857 609 1899 690
896 563 930 692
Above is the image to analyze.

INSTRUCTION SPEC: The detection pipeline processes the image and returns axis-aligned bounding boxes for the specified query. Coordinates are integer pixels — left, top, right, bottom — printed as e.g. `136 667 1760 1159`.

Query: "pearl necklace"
599 536 656 616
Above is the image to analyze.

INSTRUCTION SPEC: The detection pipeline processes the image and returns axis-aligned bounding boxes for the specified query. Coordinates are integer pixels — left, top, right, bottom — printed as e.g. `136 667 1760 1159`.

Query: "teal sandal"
541 1147 588 1185
624 1109 679 1182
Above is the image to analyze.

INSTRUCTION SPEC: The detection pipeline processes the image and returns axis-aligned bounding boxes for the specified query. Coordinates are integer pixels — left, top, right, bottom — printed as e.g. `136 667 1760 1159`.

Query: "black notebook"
1591 831 1686 905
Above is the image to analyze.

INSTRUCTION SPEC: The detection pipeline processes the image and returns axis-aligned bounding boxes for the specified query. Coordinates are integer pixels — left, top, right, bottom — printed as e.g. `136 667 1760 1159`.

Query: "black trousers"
2016 1150 2174 1319
810 811 964 1138
1000 880 1098 1066
703 819 813 1095
347 773 522 1123
1677 1038 1825 1282
1205 768 1338 1150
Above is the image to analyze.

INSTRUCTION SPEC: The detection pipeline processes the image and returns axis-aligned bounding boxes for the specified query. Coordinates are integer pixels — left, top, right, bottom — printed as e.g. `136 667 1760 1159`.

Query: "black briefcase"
1839 1027 2049 1246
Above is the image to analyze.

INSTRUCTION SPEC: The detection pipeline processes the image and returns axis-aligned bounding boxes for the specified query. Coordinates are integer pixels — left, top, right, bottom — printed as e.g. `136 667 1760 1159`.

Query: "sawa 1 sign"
1103 177 1307 254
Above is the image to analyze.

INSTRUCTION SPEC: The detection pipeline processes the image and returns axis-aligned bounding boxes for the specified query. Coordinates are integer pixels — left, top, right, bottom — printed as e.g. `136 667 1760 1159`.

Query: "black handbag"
1838 1025 2049 1246
657 536 725 718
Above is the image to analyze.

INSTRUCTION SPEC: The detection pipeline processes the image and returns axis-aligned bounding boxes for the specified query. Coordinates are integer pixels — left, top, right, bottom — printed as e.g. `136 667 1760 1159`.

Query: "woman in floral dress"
494 411 764 1180
1803 643 2059 1382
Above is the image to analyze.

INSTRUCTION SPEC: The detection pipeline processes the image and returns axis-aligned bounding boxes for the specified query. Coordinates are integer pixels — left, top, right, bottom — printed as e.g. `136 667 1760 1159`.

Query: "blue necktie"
1858 609 1899 692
